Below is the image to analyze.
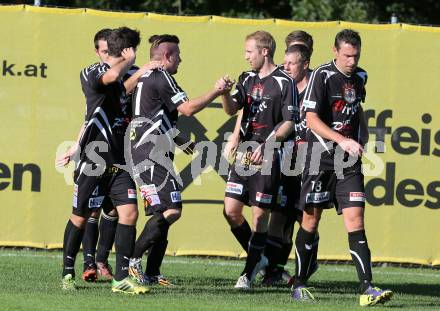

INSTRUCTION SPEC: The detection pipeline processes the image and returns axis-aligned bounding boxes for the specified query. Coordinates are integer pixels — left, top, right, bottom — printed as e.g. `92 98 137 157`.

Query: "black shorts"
299 166 365 214
135 164 182 216
72 166 137 217
275 174 303 220
225 151 280 210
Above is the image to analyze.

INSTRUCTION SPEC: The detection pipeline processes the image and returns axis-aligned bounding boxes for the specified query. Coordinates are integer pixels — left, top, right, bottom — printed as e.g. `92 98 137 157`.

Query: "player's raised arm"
123 60 162 94
177 78 231 117
100 47 136 85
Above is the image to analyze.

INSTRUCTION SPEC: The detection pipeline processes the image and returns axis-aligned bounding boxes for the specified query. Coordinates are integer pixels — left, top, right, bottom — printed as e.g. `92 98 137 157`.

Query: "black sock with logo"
348 230 372 292
82 217 99 270
242 231 267 277
62 220 84 278
293 227 316 288
114 223 136 281
96 212 118 263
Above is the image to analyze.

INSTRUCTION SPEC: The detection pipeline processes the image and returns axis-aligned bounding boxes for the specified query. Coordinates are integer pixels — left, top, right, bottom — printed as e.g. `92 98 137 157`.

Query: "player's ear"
303 60 309 71
261 47 268 57
332 46 338 57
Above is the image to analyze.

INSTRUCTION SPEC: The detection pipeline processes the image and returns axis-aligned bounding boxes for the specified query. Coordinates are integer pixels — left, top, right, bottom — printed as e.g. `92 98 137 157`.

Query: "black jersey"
302 60 367 170
232 67 299 144
130 68 188 164
78 62 133 168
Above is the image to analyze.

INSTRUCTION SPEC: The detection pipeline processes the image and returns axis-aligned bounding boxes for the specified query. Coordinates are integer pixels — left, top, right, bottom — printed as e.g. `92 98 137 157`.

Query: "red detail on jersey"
250 121 268 130
332 99 346 112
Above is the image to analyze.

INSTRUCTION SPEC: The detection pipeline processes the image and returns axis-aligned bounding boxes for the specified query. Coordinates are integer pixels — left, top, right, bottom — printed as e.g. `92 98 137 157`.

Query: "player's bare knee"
90 209 100 218
163 209 182 224
106 208 118 217
301 213 320 233
70 214 88 228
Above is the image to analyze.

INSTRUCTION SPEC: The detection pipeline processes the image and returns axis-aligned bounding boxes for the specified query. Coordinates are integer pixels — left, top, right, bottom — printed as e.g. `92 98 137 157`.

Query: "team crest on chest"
342 83 356 104
250 83 264 102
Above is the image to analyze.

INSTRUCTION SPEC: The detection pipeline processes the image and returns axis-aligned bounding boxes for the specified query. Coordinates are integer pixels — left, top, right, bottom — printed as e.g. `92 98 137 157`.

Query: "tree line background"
3 0 440 25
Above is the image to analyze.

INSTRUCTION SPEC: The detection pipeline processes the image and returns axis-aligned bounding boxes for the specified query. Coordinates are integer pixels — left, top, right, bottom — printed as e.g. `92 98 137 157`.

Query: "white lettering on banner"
88 196 104 208
350 192 366 202
256 192 272 204
170 191 182 203
305 191 330 204
225 182 243 195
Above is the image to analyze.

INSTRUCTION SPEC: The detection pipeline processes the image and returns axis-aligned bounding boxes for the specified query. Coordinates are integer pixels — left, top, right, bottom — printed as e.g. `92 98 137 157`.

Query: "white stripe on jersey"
81 69 88 82
242 71 256 85
76 162 87 182
303 63 332 103
87 118 110 143
279 69 300 120
311 129 331 154
134 120 162 149
160 69 179 94
94 107 112 135
160 124 174 146
272 76 289 92
162 113 173 131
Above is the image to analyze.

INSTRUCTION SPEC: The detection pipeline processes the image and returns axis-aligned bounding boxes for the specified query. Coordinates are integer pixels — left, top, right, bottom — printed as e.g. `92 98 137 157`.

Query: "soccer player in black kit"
127 34 231 286
290 29 393 306
220 31 299 290
60 28 149 294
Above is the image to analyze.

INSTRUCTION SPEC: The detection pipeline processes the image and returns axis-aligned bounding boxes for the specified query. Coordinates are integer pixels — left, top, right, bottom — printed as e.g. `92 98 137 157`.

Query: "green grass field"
0 250 439 310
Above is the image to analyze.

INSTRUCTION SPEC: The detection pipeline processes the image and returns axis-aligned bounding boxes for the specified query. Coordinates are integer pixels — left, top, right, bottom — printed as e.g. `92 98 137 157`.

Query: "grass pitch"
0 250 439 310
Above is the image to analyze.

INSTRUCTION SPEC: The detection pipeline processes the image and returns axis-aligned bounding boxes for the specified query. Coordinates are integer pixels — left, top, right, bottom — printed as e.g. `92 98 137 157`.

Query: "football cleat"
61 274 77 290
250 255 268 282
359 286 393 307
261 268 285 287
145 275 175 287
96 261 113 281
111 277 150 295
128 258 146 284
82 264 98 282
291 286 315 301
234 274 251 290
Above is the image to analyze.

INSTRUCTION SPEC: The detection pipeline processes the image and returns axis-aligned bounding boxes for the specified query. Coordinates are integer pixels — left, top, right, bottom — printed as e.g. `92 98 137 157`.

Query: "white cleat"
234 274 251 290
250 255 268 282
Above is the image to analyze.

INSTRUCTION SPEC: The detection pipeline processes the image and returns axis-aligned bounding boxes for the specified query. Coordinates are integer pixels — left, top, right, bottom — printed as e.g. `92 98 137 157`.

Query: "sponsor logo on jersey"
305 191 330 204
88 196 105 208
225 182 243 195
250 83 264 102
170 191 182 203
332 99 346 112
140 184 161 206
303 100 316 109
73 184 79 208
343 83 356 104
256 192 272 204
349 192 366 202
171 92 187 104
128 189 137 199
140 184 158 197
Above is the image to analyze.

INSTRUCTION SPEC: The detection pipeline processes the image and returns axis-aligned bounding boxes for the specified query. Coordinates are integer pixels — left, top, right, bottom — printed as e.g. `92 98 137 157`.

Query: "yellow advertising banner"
0 5 439 265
